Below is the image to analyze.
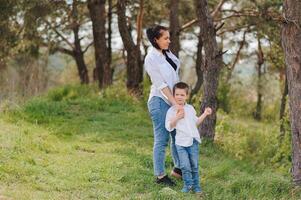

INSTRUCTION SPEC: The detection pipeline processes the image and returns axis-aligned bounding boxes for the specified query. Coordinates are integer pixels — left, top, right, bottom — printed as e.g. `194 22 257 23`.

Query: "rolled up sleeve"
145 57 168 90
165 108 175 132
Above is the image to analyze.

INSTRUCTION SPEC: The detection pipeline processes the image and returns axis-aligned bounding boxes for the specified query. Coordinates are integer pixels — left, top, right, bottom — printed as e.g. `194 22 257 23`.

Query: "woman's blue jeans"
148 96 180 176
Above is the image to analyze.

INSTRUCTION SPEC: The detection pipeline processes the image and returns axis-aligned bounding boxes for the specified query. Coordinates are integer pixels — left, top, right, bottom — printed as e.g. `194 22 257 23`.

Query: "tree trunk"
196 0 223 140
72 1 89 84
117 0 143 96
281 0 301 186
73 49 89 84
169 0 180 57
0 59 7 72
108 0 113 80
189 32 204 102
87 0 112 89
280 72 288 137
227 28 248 82
254 37 264 121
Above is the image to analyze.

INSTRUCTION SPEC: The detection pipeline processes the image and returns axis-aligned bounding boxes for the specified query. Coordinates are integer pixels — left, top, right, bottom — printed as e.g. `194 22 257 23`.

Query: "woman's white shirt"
144 48 180 105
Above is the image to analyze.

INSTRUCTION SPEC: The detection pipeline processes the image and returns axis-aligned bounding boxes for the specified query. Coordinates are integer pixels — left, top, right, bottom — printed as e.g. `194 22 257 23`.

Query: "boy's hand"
176 107 185 120
204 107 212 116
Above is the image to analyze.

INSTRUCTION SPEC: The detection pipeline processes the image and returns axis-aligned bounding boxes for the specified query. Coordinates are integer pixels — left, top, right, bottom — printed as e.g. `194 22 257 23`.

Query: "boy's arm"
168 115 181 130
196 107 212 126
196 113 208 126
165 107 184 131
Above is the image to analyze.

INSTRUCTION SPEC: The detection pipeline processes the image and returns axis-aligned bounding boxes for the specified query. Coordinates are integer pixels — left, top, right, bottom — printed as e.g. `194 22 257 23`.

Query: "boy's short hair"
173 82 189 95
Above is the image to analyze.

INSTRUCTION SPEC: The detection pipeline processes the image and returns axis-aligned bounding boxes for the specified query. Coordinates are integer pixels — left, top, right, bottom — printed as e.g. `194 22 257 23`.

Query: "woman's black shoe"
156 175 176 186
171 167 182 179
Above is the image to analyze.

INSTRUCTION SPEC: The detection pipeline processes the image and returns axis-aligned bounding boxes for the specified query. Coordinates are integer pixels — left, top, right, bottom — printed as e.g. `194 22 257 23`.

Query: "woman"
145 25 182 186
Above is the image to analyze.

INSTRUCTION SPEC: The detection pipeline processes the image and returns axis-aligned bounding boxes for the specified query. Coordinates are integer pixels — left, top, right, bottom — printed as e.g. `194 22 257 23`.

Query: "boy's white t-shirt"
165 104 201 147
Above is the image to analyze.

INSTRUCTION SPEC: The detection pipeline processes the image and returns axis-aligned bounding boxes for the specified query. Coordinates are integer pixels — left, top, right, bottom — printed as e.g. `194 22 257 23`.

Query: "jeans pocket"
148 97 164 126
148 97 161 114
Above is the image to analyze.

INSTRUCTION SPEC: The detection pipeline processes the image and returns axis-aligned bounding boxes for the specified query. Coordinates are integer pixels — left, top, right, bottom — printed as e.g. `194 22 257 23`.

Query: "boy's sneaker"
194 187 202 193
171 167 182 179
156 175 176 186
181 186 192 193
195 191 205 198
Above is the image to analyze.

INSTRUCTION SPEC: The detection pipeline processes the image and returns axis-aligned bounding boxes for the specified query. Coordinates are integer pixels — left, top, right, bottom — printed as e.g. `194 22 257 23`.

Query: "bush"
215 112 289 173
271 114 291 173
47 84 96 101
218 83 231 113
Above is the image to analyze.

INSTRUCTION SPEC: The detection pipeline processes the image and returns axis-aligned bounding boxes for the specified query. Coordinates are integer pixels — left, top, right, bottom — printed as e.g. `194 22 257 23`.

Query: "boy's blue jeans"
148 96 180 176
176 139 201 192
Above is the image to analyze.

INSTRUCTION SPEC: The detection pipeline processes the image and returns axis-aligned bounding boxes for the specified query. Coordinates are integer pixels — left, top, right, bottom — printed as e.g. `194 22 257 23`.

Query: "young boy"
165 82 212 193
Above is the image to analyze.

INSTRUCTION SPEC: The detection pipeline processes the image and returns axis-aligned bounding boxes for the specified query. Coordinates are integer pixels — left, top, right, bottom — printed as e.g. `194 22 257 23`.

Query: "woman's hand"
175 104 183 111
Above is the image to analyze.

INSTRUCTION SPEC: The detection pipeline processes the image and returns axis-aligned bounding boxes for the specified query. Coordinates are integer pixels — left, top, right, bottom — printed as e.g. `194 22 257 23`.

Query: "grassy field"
0 84 300 199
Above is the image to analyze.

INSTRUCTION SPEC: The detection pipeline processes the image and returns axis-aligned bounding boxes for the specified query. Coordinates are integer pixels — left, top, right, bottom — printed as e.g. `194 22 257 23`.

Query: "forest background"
1 0 301 199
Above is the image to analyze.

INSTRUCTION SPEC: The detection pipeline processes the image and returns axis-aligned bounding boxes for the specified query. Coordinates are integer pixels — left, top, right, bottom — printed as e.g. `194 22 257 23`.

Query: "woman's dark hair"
146 25 168 49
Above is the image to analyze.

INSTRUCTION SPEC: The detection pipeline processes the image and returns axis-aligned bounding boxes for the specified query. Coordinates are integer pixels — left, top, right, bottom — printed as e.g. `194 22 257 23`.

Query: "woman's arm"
161 87 177 106
145 56 179 106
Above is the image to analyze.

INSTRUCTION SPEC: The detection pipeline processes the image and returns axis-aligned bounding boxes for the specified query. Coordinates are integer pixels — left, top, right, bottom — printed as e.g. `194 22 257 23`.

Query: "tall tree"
253 36 264 121
41 1 91 84
189 33 204 102
107 0 113 79
279 73 288 137
70 0 89 84
87 0 112 88
281 0 301 186
169 0 180 57
188 0 226 102
195 0 224 139
226 27 249 82
117 0 144 96
0 0 19 62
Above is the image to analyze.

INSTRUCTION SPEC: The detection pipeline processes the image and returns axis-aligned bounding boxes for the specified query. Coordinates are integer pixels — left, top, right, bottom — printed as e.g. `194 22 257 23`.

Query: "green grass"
0 84 300 199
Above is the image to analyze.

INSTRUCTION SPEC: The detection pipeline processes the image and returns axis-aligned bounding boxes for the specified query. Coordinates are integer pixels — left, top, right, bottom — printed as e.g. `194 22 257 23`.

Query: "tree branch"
211 0 227 18
42 19 74 50
41 42 74 56
180 0 227 32
217 24 254 35
83 41 94 53
56 46 74 56
217 9 284 23
215 22 225 32
180 19 198 32
230 28 249 70
136 0 144 46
